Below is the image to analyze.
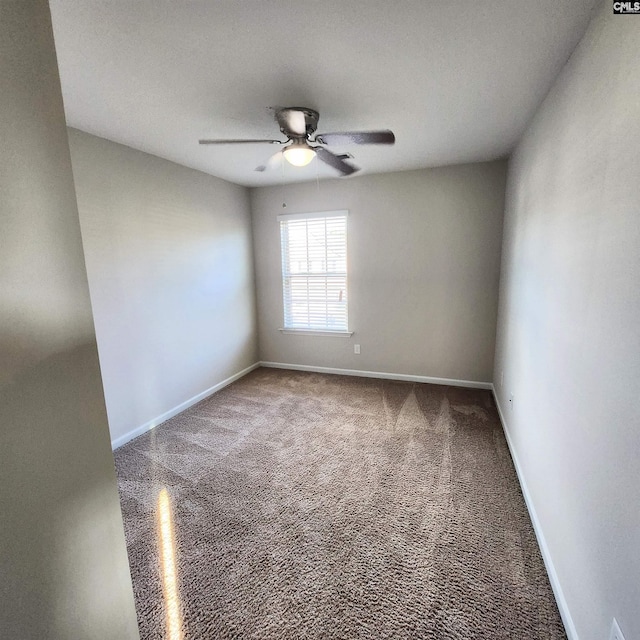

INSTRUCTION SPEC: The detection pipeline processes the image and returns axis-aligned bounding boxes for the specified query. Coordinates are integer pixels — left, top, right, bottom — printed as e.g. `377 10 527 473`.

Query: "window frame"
277 210 352 337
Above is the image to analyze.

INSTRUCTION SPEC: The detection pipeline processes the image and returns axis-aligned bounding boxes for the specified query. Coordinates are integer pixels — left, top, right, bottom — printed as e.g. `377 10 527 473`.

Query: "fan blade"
277 108 307 136
199 139 282 145
316 130 395 146
255 151 284 172
316 147 359 176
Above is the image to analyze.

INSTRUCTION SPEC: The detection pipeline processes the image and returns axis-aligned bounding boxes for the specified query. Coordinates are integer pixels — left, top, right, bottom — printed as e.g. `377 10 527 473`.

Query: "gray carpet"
115 367 566 639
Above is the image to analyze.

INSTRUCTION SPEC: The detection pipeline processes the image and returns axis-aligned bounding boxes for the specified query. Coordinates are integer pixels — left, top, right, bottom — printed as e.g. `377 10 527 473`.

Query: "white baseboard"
260 361 492 389
492 386 579 640
111 362 260 450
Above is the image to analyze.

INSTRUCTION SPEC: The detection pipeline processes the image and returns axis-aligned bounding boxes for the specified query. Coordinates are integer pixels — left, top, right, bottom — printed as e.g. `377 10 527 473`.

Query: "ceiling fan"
199 107 395 176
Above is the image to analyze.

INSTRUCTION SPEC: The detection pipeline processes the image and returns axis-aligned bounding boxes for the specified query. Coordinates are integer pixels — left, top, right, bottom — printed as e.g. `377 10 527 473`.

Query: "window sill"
279 328 353 337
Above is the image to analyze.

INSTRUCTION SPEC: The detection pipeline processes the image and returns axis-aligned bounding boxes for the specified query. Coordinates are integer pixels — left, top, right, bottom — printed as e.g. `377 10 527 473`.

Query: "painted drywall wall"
0 2 139 639
68 129 258 446
493 1 640 639
251 163 506 382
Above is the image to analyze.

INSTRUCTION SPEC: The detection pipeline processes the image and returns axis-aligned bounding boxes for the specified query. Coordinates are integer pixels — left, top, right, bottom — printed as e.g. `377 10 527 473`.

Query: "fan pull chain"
281 152 286 208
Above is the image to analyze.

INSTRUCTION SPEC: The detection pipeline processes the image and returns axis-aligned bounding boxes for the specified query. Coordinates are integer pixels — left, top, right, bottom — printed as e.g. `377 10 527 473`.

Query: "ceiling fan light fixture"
283 142 316 167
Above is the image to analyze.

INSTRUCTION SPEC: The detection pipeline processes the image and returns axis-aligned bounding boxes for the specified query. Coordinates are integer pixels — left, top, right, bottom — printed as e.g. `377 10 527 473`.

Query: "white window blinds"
279 211 348 332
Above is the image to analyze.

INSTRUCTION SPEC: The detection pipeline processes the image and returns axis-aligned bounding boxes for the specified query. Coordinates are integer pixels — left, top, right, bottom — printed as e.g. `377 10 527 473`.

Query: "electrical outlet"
354 344 361 355
509 393 514 409
610 618 626 640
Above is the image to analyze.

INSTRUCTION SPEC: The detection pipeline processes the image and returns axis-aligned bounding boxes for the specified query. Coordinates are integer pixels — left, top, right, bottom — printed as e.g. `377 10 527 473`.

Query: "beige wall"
494 1 640 639
68 129 258 446
0 3 139 639
251 163 506 383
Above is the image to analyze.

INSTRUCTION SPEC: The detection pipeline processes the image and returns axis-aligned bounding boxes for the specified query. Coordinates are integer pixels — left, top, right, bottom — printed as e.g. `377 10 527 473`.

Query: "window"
279 210 349 334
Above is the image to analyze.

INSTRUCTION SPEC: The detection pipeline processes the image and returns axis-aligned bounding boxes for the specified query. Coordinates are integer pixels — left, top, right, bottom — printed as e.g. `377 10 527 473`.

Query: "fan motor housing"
276 107 319 138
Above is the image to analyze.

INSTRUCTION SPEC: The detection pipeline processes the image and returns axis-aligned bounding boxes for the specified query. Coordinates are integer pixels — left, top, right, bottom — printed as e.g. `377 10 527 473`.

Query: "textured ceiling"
49 0 596 187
